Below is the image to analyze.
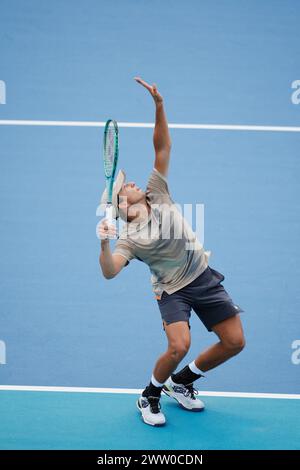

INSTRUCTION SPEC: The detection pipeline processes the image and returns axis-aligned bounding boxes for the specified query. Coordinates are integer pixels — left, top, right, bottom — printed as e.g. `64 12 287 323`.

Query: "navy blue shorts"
157 266 244 332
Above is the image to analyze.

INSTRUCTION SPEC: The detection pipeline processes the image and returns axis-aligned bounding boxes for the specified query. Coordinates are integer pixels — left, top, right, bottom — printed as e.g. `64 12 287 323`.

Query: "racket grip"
105 205 114 225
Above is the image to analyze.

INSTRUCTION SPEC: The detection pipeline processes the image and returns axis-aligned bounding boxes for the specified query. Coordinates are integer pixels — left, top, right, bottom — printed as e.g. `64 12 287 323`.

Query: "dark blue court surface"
0 391 299 450
0 0 300 451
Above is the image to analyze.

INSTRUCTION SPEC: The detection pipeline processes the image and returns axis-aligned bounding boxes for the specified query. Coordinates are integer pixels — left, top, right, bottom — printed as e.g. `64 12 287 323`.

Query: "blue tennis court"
0 0 299 450
0 390 299 450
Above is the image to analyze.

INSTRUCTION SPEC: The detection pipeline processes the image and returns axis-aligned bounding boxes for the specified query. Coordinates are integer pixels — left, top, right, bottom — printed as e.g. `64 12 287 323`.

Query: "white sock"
189 360 204 376
151 374 165 388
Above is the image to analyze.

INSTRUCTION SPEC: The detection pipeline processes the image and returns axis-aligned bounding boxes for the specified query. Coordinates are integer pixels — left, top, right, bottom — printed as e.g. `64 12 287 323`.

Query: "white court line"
0 385 299 399
0 120 300 132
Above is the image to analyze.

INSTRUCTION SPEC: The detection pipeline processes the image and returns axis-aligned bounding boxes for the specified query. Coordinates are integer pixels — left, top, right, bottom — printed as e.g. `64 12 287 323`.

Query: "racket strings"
104 123 116 176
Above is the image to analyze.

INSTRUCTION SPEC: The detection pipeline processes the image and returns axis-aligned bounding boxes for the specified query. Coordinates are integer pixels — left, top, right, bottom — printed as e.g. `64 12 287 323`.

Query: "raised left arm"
134 77 171 176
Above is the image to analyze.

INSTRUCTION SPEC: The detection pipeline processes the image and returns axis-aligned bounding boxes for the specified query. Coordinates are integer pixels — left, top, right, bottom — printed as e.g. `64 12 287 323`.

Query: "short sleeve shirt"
114 168 210 297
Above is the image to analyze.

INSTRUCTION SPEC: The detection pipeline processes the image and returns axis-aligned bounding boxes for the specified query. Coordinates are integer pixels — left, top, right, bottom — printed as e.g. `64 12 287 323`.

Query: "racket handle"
105 205 114 225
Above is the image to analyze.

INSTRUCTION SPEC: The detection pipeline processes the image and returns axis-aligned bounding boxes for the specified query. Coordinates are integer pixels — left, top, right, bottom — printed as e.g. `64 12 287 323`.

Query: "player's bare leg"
153 321 191 383
193 315 245 372
137 321 191 426
162 315 245 411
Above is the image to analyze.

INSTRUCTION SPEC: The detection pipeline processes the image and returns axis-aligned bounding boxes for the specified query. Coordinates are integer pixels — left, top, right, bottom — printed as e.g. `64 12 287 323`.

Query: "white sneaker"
162 376 205 412
136 395 166 427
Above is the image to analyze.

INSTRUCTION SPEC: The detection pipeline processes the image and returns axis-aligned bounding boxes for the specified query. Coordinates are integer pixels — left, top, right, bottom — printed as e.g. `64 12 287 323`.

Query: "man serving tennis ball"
98 77 245 427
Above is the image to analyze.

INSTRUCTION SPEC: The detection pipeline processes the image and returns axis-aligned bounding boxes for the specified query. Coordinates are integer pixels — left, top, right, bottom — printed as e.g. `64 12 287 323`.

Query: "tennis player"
98 77 245 427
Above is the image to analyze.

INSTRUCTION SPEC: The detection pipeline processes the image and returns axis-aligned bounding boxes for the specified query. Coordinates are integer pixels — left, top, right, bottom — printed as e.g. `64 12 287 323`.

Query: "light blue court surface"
0 391 299 450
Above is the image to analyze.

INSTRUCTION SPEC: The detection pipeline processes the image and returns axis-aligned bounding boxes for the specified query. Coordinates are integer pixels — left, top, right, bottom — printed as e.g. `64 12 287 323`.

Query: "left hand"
134 77 163 104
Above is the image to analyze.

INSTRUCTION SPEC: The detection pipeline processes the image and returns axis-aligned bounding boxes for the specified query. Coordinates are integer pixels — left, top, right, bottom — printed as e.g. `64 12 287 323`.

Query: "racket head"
103 119 119 204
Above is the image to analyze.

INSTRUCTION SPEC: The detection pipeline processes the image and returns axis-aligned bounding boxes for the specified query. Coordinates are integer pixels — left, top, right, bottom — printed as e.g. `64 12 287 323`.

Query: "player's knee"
223 334 246 354
168 341 190 361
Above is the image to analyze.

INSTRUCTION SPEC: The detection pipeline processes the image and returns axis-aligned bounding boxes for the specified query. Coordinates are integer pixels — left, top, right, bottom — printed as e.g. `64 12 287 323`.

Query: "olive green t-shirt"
114 168 210 297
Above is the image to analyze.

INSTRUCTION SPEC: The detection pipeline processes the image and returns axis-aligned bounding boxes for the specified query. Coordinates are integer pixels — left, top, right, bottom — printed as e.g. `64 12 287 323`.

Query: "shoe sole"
136 400 166 427
162 387 205 412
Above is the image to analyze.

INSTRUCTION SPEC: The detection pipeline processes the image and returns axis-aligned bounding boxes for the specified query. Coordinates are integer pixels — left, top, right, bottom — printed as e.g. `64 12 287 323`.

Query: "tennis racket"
103 119 119 224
